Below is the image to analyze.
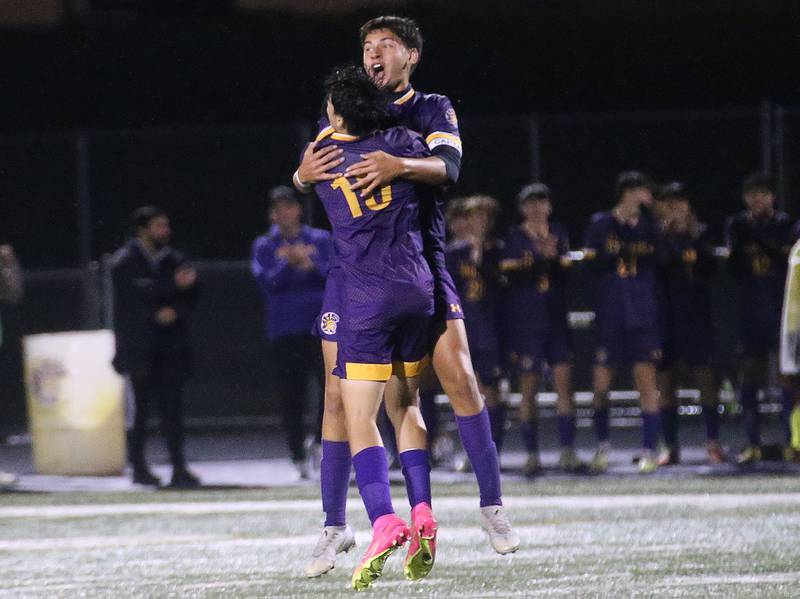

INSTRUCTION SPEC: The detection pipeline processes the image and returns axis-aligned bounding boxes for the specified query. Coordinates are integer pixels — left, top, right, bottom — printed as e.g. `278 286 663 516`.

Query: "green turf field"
1 477 799 598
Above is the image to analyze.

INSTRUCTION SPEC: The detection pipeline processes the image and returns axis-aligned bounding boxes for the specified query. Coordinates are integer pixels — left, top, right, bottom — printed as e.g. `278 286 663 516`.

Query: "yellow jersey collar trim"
393 87 416 105
330 132 362 142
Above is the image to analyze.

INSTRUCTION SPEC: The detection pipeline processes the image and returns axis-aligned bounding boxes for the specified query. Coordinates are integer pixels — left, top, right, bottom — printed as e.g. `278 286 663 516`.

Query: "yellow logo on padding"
320 312 340 336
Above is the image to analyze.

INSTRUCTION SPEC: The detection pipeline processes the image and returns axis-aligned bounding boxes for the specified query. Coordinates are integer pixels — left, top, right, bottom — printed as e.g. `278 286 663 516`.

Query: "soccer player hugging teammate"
445 196 505 460
501 183 581 475
654 182 724 465
725 172 796 465
312 65 438 590
583 171 663 474
295 15 518 580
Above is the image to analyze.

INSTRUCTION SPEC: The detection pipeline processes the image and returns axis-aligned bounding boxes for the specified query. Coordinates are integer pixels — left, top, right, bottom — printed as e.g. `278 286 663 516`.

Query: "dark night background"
1 0 799 267
1 1 799 130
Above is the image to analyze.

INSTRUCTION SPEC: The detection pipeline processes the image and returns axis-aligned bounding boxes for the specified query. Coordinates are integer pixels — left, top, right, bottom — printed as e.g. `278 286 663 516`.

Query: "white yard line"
659 572 800 587
0 493 798 519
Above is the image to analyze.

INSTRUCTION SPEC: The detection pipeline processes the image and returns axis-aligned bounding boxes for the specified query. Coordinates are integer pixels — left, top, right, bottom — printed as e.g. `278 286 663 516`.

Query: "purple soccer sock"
661 406 679 447
557 414 576 448
352 445 394 525
740 385 761 446
456 408 502 507
594 406 610 443
321 440 351 527
487 404 508 452
399 449 432 508
703 404 720 441
642 411 662 451
520 419 539 453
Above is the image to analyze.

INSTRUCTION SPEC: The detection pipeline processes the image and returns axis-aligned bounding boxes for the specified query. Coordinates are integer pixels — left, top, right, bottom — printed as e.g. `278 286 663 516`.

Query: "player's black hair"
517 182 552 207
656 181 689 201
742 171 775 195
324 65 391 137
614 170 655 202
130 206 166 233
266 185 300 211
360 15 423 70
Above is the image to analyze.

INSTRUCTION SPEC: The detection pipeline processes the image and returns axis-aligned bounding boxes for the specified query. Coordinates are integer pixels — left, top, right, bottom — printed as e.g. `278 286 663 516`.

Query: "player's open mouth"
370 63 386 86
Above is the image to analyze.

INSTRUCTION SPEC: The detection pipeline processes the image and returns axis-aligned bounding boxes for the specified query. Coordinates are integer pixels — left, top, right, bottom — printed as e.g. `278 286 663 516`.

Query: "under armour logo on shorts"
320 312 340 336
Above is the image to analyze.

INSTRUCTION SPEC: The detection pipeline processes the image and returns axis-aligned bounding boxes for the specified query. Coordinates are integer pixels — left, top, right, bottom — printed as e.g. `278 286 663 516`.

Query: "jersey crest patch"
445 107 458 127
320 312 340 336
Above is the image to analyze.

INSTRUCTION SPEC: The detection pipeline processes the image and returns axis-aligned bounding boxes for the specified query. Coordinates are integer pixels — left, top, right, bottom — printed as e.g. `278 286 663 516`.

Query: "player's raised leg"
432 319 519 554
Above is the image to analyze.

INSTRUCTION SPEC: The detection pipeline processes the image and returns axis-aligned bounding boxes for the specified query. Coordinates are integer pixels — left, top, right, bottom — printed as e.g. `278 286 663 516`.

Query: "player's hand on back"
297 142 345 186
345 151 403 196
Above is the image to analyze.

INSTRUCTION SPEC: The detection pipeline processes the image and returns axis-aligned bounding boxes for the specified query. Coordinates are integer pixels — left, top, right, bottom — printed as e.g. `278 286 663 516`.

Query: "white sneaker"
480 505 520 555
304 524 356 578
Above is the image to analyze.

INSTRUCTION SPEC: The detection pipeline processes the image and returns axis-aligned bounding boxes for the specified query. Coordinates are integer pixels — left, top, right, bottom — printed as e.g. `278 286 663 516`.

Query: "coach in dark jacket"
110 206 200 488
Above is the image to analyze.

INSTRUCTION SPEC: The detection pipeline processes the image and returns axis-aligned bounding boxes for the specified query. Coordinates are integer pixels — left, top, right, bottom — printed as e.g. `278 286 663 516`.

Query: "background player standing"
445 196 505 463
501 183 581 475
655 182 724 465
725 172 796 464
583 172 663 474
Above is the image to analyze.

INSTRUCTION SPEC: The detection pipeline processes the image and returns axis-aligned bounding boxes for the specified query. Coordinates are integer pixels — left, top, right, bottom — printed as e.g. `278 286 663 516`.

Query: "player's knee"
323 385 345 420
440 367 482 413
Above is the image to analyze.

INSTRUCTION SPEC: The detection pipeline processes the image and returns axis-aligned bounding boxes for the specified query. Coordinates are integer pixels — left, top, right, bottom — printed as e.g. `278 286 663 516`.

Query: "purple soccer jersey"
501 224 574 373
657 226 717 366
313 126 435 380
725 210 795 355
445 239 503 384
583 211 662 366
313 87 464 341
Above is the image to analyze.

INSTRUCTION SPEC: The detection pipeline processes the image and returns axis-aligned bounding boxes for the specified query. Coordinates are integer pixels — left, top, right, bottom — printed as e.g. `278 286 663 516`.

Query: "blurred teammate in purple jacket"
501 183 582 475
251 186 330 478
725 172 796 465
583 171 663 474
295 16 517 578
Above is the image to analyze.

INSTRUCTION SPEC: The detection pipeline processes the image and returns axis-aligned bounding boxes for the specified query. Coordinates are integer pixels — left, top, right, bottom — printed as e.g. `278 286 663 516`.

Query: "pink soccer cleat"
403 502 438 581
351 513 410 591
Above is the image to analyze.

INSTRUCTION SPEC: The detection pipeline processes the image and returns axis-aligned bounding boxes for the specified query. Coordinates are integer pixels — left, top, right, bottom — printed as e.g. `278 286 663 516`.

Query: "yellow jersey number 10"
331 177 392 218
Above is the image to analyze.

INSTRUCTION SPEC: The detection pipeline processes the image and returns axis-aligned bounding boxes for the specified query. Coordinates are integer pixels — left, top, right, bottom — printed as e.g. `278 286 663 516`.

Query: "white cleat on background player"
480 505 520 555
304 524 356 578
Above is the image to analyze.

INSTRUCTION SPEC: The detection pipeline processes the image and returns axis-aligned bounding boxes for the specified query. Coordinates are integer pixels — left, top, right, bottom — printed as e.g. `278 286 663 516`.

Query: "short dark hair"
656 181 689 202
517 182 552 207
267 185 300 210
360 15 423 61
325 65 391 137
130 206 166 232
614 170 655 202
742 172 775 195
